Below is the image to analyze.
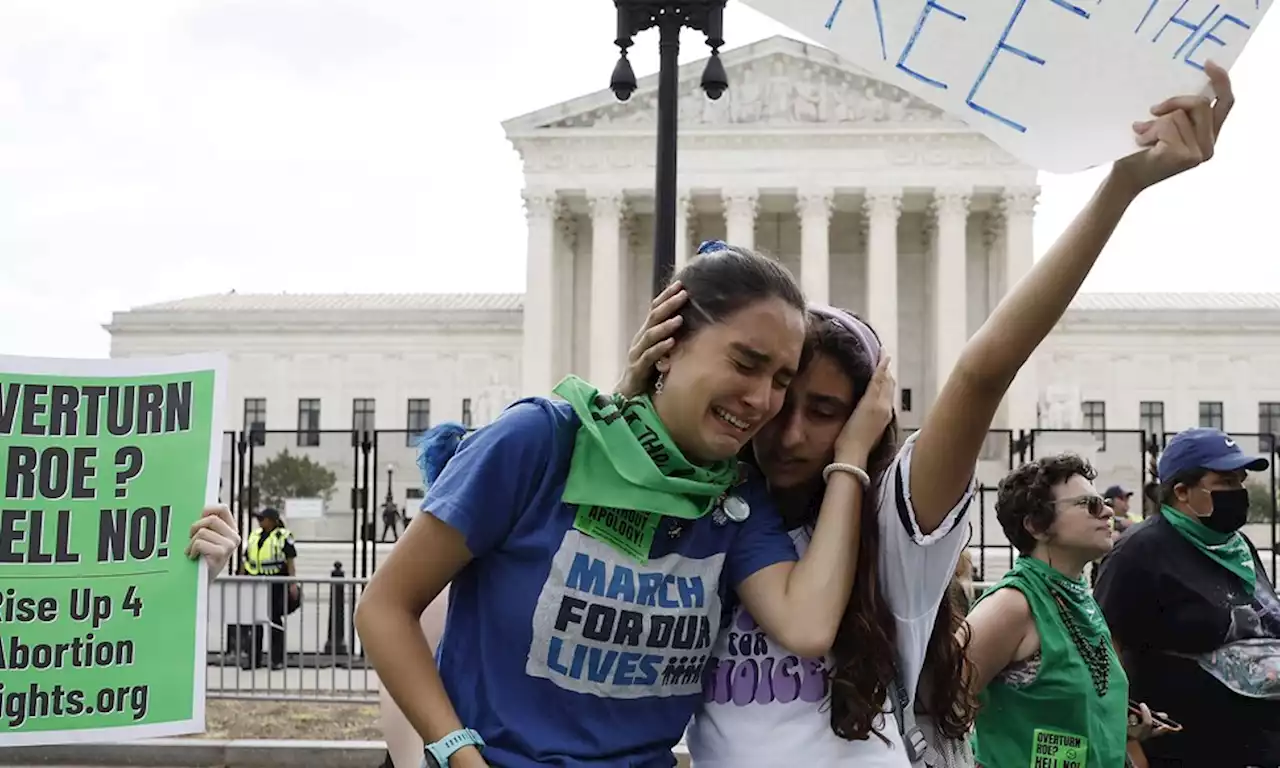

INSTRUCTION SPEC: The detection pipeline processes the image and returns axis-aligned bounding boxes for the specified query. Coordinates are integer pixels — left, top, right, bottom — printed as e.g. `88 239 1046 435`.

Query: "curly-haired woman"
966 454 1171 767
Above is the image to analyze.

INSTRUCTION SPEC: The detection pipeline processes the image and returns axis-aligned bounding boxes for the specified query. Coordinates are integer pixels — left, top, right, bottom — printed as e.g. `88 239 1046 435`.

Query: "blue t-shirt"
424 397 798 768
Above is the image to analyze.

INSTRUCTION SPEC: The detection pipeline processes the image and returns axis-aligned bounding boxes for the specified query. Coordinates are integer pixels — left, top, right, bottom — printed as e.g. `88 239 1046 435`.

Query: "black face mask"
1205 488 1250 533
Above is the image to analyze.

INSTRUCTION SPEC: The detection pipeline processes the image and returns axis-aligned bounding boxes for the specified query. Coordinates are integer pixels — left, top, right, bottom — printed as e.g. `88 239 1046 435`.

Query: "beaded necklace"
1050 589 1111 697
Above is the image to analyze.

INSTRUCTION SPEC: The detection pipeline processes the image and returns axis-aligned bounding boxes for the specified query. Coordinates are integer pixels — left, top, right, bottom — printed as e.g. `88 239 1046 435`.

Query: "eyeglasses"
1056 494 1109 518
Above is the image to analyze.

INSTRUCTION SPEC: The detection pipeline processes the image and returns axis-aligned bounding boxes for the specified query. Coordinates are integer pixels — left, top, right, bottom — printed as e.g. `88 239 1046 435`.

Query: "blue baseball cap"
1103 485 1132 500
1158 428 1270 480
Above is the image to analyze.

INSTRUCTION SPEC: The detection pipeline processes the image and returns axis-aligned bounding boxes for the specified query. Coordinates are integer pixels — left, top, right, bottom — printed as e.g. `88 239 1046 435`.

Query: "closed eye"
734 358 790 391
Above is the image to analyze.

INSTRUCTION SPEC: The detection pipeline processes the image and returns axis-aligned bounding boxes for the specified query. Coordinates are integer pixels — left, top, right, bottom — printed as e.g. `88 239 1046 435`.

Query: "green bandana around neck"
1160 504 1256 589
1013 555 1114 696
552 375 742 562
1014 555 1099 631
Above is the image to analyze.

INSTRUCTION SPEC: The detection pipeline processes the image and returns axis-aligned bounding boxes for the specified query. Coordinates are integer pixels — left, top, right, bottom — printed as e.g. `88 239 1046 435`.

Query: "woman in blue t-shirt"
356 242 896 768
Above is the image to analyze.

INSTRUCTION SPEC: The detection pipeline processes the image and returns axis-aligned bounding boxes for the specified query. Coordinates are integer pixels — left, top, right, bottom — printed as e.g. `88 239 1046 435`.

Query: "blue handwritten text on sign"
743 0 1272 172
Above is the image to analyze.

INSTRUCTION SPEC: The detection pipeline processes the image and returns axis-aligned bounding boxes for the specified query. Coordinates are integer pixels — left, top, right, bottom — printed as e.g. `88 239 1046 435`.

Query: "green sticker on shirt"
573 505 660 563
1030 728 1088 767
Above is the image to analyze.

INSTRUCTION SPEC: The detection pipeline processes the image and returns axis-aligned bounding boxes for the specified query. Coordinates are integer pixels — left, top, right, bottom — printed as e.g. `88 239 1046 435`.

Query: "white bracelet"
822 462 870 488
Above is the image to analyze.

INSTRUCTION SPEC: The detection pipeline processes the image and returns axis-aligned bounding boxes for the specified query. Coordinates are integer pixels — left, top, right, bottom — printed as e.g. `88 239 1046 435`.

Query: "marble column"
520 189 558 397
863 188 902 375
931 187 971 388
797 190 834 304
1001 186 1041 430
723 191 758 250
674 192 693 273
589 192 626 389
553 210 578 382
1002 187 1038 294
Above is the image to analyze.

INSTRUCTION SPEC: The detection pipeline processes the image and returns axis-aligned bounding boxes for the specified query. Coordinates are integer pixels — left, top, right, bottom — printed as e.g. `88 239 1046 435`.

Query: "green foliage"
253 449 337 510
1246 478 1278 524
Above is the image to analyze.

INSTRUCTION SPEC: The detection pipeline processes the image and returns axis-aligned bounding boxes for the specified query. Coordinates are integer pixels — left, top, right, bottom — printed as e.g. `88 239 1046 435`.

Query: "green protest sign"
0 354 225 746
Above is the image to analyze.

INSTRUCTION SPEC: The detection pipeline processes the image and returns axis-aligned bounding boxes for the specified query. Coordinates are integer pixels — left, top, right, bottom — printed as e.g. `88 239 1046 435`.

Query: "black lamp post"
384 464 394 510
382 464 396 535
610 1 729 297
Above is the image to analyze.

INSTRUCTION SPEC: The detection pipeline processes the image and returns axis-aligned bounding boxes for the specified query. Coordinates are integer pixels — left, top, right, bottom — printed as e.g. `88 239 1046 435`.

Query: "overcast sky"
1 0 1276 360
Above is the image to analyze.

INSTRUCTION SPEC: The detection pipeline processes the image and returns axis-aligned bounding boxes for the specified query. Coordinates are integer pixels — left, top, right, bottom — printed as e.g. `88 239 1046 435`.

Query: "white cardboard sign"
740 0 1273 172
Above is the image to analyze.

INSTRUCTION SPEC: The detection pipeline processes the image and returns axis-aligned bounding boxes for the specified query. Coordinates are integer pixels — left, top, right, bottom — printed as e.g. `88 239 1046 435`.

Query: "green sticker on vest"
573 505 660 563
1030 728 1088 768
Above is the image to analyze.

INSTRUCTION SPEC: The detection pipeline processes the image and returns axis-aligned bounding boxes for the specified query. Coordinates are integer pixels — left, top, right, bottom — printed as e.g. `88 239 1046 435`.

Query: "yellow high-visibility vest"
244 527 293 576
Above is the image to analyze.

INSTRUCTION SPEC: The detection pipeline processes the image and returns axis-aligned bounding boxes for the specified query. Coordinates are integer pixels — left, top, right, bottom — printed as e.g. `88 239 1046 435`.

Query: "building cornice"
1057 308 1280 333
511 131 1028 172
105 309 522 336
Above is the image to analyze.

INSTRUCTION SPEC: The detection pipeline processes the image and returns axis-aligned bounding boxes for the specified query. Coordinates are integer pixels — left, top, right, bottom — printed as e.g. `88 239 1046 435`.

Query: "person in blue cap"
1103 484 1139 536
1094 427 1280 767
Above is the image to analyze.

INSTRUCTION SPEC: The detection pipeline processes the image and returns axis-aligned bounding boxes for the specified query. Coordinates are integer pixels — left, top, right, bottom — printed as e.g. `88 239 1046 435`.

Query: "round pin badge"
721 495 750 523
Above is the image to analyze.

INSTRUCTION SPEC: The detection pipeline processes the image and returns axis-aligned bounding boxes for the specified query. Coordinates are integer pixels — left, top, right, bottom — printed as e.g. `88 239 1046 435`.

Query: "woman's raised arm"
907 62 1235 534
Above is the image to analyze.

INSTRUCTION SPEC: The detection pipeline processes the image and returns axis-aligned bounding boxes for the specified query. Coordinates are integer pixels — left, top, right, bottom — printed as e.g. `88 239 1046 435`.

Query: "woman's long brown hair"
802 314 978 743
914 553 979 741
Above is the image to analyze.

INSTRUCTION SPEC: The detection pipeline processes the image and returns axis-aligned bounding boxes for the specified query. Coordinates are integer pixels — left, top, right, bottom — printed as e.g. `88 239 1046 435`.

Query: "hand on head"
835 354 895 465
1116 60 1235 193
615 280 688 398
186 504 241 581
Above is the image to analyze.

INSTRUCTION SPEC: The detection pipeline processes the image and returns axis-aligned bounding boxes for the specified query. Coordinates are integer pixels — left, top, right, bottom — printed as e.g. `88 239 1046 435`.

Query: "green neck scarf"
1013 555 1113 696
1160 504 1256 589
974 556 1128 768
553 375 741 562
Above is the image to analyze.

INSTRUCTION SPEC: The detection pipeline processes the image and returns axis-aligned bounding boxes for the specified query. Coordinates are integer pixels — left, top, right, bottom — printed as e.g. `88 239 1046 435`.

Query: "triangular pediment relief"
504 37 961 134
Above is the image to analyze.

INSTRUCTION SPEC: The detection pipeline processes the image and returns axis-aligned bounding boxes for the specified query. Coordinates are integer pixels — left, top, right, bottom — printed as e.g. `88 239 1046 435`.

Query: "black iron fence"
214 426 1280 583
216 428 438 579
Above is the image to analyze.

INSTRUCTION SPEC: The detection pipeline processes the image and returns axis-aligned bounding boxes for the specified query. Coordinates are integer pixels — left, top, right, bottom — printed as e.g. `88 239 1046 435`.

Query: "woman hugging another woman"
619 284 977 767
355 243 890 768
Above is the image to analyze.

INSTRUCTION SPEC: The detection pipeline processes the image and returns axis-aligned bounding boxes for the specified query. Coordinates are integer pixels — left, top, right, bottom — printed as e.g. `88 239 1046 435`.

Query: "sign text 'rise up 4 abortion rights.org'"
0 354 224 748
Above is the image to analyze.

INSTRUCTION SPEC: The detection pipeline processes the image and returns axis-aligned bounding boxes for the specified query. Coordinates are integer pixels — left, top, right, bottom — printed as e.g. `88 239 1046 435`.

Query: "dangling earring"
654 370 666 395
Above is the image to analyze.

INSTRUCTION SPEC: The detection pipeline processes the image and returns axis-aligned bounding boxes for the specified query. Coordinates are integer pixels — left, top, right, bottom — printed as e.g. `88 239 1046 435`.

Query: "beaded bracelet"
822 462 870 489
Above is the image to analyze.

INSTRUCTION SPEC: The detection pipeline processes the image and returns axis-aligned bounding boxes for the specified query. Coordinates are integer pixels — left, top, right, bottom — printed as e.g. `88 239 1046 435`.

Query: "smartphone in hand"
1128 700 1182 733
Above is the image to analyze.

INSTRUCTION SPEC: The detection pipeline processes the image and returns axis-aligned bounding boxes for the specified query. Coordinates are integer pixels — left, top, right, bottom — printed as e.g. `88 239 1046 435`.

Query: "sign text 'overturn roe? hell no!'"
0 354 225 746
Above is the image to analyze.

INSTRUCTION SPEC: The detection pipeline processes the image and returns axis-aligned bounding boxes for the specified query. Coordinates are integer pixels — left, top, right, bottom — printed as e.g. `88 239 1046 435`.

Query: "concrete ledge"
0 738 387 767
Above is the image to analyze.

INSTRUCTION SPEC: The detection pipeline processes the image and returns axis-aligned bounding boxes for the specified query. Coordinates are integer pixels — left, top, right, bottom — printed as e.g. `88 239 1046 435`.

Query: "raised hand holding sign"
741 0 1270 172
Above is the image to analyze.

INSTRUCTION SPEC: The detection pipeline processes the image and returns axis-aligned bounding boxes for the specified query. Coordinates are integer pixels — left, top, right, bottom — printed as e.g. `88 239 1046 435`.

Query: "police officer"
240 507 298 670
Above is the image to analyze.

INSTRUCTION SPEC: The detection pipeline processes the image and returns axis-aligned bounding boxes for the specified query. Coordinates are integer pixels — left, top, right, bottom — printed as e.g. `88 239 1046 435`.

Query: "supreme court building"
107 36 1280 544
511 35 1039 432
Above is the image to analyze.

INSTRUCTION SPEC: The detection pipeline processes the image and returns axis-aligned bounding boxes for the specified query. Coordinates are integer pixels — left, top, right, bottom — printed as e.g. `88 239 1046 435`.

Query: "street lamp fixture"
384 464 395 508
611 0 729 297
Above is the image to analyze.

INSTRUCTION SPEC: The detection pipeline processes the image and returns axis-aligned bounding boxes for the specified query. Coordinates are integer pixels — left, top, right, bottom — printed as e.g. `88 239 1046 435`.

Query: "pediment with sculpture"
541 51 958 130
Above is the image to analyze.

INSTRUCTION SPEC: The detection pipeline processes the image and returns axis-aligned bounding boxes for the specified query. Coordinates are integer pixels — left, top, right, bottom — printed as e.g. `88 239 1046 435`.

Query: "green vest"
244 526 292 576
971 559 1129 767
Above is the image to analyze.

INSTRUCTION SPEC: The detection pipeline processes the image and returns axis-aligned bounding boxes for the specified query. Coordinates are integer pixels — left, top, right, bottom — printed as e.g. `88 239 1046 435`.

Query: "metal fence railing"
206 574 374 703
218 425 1280 580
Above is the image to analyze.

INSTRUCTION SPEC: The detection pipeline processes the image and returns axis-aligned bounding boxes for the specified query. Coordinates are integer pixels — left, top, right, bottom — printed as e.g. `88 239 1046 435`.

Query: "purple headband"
807 304 882 365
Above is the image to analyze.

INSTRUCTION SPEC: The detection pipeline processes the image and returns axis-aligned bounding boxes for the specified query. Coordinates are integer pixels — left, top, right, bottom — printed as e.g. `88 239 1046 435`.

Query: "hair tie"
696 239 730 255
